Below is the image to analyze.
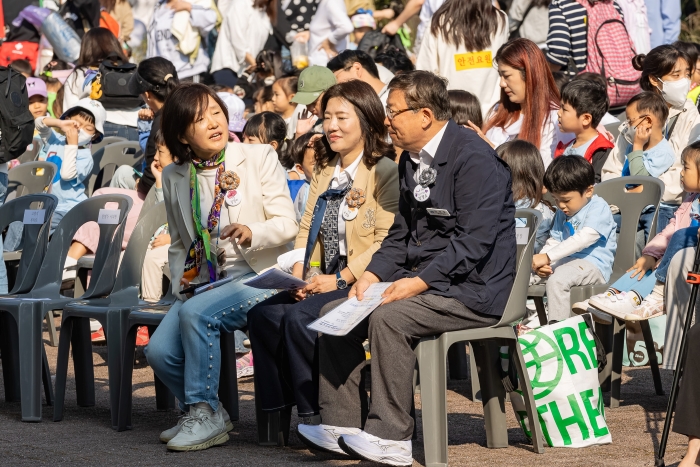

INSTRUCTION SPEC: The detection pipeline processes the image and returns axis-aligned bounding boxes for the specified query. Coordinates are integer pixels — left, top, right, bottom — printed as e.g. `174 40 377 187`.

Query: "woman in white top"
416 0 509 118
145 84 297 451
63 28 141 140
478 38 568 168
296 0 353 67
147 0 217 81
210 0 273 79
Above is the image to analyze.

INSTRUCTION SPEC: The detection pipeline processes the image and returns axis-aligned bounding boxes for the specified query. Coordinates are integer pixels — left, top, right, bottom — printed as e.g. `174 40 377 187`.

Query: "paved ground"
0 320 691 466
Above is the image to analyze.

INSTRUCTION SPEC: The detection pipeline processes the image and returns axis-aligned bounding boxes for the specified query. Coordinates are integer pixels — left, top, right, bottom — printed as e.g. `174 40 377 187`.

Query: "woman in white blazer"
145 83 298 452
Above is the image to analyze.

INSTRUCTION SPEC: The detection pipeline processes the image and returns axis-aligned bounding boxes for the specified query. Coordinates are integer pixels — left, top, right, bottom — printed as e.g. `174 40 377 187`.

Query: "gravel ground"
0 320 690 467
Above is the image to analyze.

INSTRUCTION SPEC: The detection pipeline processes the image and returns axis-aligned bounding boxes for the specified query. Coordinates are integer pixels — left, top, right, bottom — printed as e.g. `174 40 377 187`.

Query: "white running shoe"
166 405 230 451
297 423 361 454
572 299 613 325
160 406 233 443
590 291 664 321
338 431 413 466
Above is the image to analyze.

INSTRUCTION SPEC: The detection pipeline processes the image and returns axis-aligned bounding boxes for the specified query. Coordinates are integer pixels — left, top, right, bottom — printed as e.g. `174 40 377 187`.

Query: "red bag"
575 0 641 107
0 42 39 72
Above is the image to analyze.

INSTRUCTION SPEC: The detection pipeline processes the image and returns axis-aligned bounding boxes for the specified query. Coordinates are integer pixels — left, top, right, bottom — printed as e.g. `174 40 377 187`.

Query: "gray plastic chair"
137 185 159 223
604 122 621 142
16 139 42 164
91 136 126 154
528 177 664 404
0 194 132 421
0 194 58 410
5 161 57 202
414 210 544 466
54 201 167 428
86 141 143 197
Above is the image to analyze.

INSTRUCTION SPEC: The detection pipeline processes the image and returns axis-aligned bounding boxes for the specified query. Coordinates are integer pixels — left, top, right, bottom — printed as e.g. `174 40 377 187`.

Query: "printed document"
244 268 308 290
307 283 392 336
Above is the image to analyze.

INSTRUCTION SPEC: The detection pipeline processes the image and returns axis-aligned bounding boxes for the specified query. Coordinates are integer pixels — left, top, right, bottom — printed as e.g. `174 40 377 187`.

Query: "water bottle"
306 261 322 281
41 12 81 63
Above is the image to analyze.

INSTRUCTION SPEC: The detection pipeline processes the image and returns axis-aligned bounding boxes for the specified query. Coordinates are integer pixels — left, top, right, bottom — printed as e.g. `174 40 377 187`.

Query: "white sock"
62 256 78 281
648 281 665 301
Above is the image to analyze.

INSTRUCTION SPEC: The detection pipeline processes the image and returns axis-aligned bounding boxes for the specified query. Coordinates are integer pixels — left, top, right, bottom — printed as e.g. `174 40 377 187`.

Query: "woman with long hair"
416 0 508 117
247 80 399 434
210 0 275 87
479 38 565 168
145 84 298 451
63 28 141 140
602 45 700 231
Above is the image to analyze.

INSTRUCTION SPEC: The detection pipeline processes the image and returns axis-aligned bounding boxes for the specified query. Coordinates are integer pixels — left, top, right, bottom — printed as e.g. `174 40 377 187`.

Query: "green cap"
291 66 337 105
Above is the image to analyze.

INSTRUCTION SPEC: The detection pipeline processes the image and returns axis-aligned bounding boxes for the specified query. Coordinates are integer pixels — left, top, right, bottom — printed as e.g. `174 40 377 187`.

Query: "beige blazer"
294 155 399 280
162 142 299 298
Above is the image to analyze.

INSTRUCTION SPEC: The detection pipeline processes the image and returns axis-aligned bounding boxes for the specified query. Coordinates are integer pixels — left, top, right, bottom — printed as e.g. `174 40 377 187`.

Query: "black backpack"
92 56 143 110
357 31 406 60
0 67 35 164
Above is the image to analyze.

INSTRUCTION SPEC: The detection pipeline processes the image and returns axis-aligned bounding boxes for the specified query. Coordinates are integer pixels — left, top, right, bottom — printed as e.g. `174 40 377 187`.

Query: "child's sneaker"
236 352 254 379
572 299 613 324
136 327 149 346
91 326 105 343
590 291 664 321
626 294 664 321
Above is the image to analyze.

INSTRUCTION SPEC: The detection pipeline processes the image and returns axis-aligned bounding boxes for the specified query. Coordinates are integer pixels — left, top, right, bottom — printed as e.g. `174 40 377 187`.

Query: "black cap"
127 71 153 95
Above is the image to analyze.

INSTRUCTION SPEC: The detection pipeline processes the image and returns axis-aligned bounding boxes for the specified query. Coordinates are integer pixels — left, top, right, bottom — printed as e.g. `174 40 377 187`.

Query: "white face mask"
657 77 690 108
77 129 94 146
618 116 648 145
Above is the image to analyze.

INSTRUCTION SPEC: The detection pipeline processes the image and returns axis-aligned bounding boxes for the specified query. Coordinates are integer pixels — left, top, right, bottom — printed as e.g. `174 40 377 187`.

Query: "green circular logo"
519 330 563 400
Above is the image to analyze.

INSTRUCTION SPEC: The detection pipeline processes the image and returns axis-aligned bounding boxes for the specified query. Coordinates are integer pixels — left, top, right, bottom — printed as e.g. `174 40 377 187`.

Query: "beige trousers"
141 244 170 302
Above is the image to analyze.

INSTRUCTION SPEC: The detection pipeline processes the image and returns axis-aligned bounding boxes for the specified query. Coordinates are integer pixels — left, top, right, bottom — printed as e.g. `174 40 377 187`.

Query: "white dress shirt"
409 123 448 182
329 153 363 256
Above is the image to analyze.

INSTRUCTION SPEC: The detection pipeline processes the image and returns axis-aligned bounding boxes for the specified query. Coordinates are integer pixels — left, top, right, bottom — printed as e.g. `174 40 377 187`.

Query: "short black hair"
544 156 595 194
10 59 32 75
448 90 482 128
327 50 380 79
627 91 669 124
375 48 414 74
560 79 609 127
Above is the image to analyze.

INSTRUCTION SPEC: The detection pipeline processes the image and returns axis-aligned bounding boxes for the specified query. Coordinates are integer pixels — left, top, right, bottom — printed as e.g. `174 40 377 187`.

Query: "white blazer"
162 142 299 298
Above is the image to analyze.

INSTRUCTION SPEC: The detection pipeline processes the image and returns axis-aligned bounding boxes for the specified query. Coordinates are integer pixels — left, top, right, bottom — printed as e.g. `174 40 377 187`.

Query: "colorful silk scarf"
183 151 226 284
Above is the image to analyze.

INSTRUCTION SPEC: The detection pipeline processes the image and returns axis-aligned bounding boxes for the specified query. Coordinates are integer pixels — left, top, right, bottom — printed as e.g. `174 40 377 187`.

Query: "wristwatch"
336 271 347 290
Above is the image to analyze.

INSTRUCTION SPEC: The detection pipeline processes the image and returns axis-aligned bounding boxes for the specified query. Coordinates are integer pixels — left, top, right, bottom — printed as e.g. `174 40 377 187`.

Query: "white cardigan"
162 142 299 299
416 10 509 118
307 0 353 67
210 0 272 74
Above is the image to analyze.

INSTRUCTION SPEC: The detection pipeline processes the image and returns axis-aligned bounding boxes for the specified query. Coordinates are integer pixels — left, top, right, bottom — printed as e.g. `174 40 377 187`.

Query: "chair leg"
71 317 95 407
610 318 626 408
468 344 481 402
534 297 548 326
254 369 291 446
53 316 75 421
45 311 58 347
41 345 54 406
640 320 664 396
447 342 469 380
219 331 239 421
105 311 128 429
117 324 140 431
510 339 545 454
0 311 21 402
596 321 614 393
16 304 45 422
471 340 508 449
416 338 448 467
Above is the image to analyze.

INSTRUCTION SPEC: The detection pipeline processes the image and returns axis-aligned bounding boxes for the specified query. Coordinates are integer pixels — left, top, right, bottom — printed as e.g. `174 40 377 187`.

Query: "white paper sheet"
307 282 392 336
244 268 308 290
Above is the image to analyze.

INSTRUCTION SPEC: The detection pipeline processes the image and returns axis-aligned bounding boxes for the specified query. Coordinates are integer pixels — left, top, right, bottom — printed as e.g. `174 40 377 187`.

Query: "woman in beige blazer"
145 84 298 451
248 80 399 430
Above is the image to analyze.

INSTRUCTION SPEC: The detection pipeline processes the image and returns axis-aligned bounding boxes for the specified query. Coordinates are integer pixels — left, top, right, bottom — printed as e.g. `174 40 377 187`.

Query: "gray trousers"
317 294 499 441
663 246 700 370
532 258 606 322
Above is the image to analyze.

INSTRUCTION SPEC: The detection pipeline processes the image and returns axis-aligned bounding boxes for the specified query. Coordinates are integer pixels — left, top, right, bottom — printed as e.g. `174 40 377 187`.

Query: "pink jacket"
642 193 699 259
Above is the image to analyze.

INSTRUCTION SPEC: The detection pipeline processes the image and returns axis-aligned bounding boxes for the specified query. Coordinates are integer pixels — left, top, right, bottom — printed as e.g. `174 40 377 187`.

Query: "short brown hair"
161 83 229 164
387 70 451 121
318 80 395 169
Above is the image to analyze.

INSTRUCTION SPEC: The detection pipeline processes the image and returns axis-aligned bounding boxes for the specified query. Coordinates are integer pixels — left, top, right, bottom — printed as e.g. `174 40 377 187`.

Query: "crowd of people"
3 0 700 465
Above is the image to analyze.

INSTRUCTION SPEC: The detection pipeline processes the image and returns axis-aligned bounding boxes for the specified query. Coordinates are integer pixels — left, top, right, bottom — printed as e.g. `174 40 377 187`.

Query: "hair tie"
164 74 173 82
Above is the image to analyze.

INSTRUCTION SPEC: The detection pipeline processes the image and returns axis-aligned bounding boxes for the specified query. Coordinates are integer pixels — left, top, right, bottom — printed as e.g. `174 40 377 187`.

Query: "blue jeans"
0 172 8 294
609 269 657 297
145 273 273 411
102 122 139 141
657 204 679 234
656 227 699 283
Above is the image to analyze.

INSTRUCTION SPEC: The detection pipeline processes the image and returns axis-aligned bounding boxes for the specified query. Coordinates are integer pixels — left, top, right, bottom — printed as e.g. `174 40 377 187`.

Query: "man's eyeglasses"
385 106 416 120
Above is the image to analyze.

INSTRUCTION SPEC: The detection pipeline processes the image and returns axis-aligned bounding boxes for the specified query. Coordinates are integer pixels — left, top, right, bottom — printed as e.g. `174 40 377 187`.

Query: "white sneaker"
338 431 413 466
590 291 664 321
297 423 361 454
572 299 613 325
166 405 230 451
160 406 233 443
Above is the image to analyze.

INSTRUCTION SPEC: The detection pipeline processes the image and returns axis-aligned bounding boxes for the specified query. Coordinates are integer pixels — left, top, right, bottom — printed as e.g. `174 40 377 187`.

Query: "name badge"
454 51 493 71
225 189 242 207
426 208 451 217
98 209 121 224
516 227 530 245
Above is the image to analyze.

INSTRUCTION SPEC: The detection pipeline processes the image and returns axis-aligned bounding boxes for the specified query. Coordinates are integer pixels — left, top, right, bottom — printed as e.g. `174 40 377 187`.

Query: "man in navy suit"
297 71 516 466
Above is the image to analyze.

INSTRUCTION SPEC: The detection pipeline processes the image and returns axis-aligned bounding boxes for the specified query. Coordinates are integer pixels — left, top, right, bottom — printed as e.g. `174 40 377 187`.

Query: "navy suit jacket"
366 120 516 316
